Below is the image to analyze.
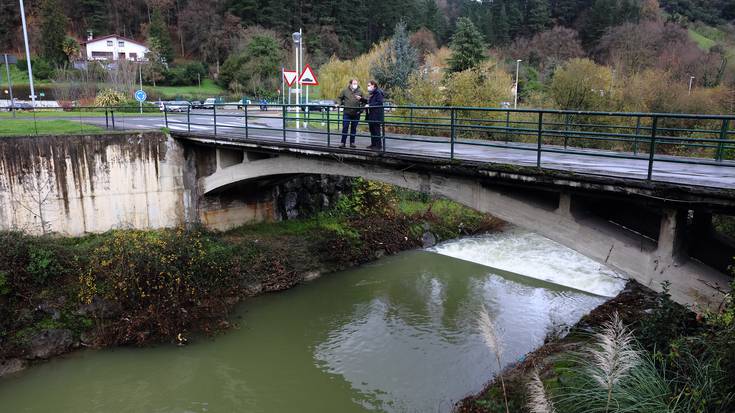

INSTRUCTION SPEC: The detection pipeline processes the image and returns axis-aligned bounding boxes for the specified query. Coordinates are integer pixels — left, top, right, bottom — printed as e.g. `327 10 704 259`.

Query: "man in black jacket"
365 80 385 150
337 79 364 148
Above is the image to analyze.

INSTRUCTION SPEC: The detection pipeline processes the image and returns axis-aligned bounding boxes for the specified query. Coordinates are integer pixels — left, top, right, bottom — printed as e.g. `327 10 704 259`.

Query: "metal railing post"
163 104 169 129
326 106 331 147
381 116 386 152
111 109 115 129
647 115 658 180
409 105 414 136
537 111 543 167
633 115 641 154
505 110 510 143
244 104 249 139
450 109 456 160
282 104 287 142
187 105 191 133
105 108 109 129
716 118 729 161
563 113 570 149
213 104 217 137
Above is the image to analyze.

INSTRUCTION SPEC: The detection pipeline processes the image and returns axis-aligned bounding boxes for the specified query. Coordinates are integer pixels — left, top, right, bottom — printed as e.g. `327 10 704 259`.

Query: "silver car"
164 101 191 112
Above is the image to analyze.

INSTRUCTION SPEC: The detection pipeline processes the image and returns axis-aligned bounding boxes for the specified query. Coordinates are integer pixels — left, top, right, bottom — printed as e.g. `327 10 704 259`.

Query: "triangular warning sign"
298 64 319 86
283 70 298 87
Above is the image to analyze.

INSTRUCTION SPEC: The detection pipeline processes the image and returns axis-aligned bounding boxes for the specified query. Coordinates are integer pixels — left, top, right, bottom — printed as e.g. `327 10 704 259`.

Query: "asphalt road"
62 110 735 190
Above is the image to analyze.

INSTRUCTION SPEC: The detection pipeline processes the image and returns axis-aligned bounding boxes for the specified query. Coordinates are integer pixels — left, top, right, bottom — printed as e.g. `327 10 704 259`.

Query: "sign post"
298 64 318 128
2 54 17 118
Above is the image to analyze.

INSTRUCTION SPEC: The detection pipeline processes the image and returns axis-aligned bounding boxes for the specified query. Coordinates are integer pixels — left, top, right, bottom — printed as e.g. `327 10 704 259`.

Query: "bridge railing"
161 103 735 182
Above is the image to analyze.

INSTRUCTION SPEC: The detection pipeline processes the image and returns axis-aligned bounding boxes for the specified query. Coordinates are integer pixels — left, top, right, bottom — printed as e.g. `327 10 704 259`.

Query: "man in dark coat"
337 79 364 148
365 80 385 150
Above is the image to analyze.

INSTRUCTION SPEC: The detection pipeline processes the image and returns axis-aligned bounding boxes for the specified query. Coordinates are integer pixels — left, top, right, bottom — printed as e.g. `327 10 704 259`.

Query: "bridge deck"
81 111 735 190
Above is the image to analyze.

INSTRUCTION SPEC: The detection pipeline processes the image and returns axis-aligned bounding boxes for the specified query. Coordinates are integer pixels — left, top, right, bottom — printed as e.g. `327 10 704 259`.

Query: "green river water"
0 230 625 412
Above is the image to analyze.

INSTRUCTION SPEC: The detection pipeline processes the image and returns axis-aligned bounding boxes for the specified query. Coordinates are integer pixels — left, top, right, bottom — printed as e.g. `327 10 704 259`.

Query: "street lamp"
292 30 302 128
688 76 695 95
514 59 522 109
18 0 36 107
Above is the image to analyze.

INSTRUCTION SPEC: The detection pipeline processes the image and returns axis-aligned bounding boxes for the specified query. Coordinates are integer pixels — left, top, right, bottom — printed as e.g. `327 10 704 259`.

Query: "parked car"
164 101 191 112
190 100 203 109
202 98 217 109
6 101 33 111
309 100 336 112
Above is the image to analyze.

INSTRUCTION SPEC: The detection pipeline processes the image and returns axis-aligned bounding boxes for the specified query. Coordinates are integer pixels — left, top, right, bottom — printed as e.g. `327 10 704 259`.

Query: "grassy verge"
0 180 502 363
150 79 225 100
0 119 106 136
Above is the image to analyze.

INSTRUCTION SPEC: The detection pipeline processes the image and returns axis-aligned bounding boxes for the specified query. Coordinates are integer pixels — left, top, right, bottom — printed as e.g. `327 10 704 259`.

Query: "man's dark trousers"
341 112 360 145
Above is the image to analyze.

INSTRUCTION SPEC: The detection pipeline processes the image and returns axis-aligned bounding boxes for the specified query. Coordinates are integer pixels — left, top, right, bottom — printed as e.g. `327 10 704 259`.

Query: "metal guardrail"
162 103 735 182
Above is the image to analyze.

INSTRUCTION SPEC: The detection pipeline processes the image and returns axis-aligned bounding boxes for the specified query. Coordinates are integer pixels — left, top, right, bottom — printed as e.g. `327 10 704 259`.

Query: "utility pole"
139 63 143 114
514 59 522 109
19 0 36 107
292 30 302 128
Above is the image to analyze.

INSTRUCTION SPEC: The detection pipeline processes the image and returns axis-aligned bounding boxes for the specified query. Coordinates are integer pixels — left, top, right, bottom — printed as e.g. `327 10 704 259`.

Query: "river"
0 228 625 413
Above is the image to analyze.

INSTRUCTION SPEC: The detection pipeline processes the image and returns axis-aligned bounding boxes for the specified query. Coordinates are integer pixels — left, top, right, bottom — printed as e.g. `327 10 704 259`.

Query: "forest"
1 0 734 112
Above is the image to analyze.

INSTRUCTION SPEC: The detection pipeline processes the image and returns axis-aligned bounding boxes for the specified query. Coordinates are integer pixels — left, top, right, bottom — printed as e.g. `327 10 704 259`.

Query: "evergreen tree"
371 21 419 93
505 0 524 39
148 8 174 63
526 0 551 34
554 0 581 26
491 3 511 45
423 0 447 42
79 0 107 36
447 17 485 73
39 0 68 67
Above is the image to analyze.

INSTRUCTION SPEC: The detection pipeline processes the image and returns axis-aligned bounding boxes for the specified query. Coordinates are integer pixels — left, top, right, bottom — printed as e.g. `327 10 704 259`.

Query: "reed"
526 369 556 413
478 306 510 413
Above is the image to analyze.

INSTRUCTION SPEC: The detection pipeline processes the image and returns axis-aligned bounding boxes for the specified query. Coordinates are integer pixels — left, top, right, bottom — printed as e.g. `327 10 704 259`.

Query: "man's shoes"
339 143 346 148
366 145 375 150
350 144 356 148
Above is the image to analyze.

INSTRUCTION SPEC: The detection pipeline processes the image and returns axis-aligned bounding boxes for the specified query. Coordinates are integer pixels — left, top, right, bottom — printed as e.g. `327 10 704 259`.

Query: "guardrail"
163 103 735 182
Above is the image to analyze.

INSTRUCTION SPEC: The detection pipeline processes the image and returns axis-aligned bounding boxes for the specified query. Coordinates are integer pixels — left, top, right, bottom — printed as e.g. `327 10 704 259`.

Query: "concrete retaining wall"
0 132 192 235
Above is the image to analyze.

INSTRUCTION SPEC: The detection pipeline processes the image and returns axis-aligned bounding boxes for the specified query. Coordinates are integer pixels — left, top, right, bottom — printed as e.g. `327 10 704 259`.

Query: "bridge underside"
178 135 734 307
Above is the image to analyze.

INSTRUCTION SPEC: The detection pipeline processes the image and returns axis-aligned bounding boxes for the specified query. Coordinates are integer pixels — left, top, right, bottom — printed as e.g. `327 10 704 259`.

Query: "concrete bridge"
172 125 735 307
2 104 734 306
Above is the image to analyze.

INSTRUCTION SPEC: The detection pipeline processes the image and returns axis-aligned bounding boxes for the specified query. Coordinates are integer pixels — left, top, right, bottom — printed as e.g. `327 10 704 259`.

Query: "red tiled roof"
82 34 146 47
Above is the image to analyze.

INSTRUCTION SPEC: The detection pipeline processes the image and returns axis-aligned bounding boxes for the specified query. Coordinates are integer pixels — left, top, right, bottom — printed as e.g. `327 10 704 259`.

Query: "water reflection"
0 236 613 413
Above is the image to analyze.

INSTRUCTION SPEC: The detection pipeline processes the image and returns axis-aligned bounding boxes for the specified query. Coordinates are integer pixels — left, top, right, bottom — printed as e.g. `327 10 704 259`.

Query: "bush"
94 89 127 107
16 57 54 80
81 229 239 344
160 61 207 86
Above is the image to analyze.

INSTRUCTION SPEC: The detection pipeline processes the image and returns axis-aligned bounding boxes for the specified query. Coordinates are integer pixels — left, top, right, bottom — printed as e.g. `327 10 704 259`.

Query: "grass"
689 28 717 51
0 119 106 136
150 79 224 100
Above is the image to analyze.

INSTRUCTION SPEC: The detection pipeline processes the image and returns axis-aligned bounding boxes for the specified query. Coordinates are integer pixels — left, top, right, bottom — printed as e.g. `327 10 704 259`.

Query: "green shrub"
94 89 127 107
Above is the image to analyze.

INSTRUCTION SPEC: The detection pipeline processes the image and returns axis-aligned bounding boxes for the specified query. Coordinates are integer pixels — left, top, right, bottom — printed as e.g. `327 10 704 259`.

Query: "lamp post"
19 0 35 108
688 76 695 95
514 59 522 109
292 30 302 128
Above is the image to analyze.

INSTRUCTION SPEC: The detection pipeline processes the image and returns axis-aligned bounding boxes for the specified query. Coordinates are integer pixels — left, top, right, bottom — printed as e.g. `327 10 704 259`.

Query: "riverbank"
0 181 502 378
456 275 735 413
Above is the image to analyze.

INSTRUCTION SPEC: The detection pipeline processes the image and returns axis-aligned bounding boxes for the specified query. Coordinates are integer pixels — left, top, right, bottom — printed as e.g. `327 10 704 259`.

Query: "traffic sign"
298 64 318 86
283 70 298 87
134 89 147 102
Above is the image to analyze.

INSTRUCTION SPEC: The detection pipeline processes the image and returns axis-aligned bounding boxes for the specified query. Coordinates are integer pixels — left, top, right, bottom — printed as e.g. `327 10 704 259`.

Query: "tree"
447 18 485 73
62 37 80 63
491 3 510 45
549 58 613 110
525 0 551 34
371 21 419 93
147 7 174 63
40 0 68 67
218 34 284 96
410 27 438 63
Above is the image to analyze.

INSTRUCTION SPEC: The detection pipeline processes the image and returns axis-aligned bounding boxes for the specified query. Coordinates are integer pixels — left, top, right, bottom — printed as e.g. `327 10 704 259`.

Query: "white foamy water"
428 227 627 297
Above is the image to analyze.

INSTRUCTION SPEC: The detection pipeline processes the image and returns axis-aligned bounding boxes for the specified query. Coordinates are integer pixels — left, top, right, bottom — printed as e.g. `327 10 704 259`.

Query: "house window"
106 40 113 47
129 53 137 60
118 41 124 47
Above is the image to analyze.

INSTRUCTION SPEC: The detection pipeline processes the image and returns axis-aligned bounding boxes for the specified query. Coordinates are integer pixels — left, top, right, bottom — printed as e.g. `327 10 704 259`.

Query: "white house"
83 34 148 61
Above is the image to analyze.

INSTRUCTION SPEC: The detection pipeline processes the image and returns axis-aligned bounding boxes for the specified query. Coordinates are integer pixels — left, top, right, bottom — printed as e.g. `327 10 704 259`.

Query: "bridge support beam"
657 209 688 265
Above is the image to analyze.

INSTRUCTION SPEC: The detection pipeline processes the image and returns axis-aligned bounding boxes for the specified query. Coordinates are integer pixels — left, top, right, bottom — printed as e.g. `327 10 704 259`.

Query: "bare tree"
12 170 55 234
